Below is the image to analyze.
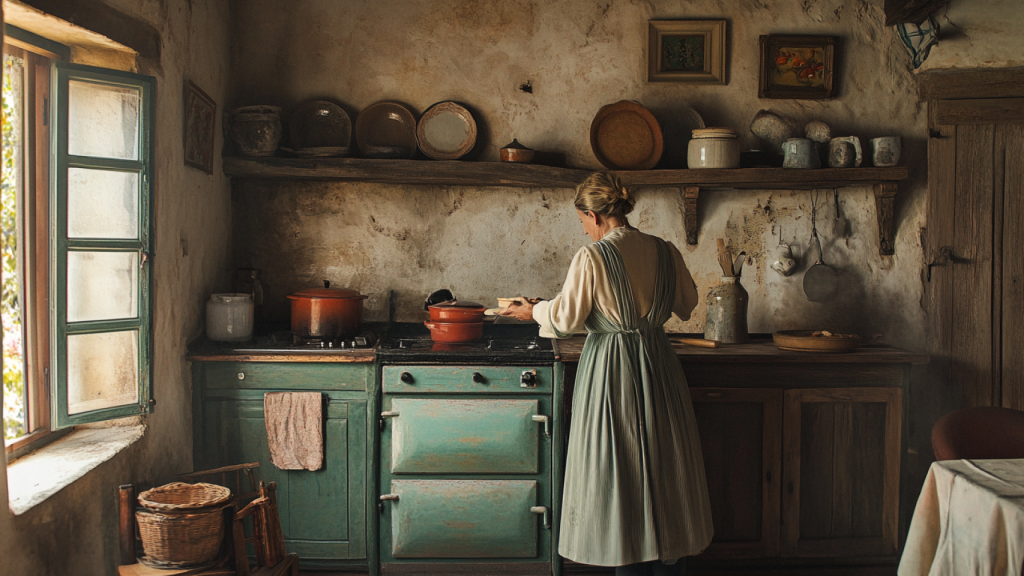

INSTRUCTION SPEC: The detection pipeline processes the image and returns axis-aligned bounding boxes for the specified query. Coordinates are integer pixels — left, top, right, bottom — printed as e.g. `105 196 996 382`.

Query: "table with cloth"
899 459 1024 576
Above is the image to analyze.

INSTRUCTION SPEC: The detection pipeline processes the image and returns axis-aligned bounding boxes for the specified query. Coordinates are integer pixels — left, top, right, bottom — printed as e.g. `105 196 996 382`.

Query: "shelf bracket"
873 183 898 256
683 186 700 246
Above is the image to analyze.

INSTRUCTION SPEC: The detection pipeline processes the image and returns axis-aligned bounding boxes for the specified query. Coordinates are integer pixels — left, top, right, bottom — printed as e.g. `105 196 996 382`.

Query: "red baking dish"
423 320 484 343
427 300 486 323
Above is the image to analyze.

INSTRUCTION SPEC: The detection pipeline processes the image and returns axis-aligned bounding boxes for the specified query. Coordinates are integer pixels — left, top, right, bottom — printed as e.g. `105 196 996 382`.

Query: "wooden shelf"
223 157 910 254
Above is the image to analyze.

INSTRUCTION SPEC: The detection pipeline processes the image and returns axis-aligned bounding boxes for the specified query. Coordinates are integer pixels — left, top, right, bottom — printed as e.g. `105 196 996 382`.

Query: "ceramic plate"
416 102 477 160
590 101 664 170
355 101 418 159
289 100 351 149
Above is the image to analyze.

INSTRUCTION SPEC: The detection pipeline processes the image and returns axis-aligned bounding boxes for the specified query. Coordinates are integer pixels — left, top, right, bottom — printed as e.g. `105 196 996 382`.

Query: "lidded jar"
687 127 740 169
703 277 749 344
206 293 254 342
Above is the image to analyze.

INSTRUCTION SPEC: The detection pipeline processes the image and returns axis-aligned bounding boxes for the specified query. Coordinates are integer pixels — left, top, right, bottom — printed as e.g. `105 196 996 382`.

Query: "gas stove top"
378 321 555 364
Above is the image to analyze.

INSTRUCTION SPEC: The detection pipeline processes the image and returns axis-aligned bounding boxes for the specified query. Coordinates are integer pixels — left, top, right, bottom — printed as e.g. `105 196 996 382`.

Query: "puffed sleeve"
669 241 699 321
533 246 595 338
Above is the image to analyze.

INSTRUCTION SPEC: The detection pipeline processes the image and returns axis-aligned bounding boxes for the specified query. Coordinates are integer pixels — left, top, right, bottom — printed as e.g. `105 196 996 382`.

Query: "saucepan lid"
428 300 485 310
288 280 367 300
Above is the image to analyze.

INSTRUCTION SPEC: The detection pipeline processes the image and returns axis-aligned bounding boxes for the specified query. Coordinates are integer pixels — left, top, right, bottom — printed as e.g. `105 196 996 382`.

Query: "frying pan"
803 191 837 302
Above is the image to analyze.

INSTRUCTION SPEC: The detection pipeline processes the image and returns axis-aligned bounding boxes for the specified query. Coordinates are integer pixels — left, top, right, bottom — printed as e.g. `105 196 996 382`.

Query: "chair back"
932 406 1024 460
232 481 288 576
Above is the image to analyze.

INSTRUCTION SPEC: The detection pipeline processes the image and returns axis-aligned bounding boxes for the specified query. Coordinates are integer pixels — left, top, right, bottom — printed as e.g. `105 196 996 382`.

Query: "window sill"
6 424 145 515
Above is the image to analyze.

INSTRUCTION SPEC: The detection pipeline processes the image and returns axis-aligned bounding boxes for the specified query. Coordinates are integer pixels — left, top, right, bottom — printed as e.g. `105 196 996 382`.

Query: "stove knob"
472 372 486 384
400 371 415 384
328 341 334 349
520 370 537 388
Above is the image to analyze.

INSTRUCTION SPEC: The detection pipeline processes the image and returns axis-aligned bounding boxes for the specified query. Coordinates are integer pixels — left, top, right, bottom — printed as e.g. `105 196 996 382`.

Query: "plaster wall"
0 1 234 574
230 0 935 349
918 0 1024 71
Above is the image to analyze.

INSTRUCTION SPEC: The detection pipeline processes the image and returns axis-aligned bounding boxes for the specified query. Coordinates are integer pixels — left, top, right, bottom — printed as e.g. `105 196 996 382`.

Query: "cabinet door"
782 388 901 558
690 388 782 559
197 393 366 562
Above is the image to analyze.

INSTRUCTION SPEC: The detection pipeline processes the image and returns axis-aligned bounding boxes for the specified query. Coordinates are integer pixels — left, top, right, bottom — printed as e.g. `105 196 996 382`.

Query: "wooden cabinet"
689 383 903 564
191 361 373 570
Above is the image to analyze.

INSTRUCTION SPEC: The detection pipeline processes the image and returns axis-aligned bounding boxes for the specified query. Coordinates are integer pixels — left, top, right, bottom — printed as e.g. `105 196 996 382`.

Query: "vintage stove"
377 321 561 576
230 330 378 355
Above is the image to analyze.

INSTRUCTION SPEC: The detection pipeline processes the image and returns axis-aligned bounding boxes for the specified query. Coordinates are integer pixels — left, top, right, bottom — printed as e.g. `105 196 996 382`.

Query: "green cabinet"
191 361 373 570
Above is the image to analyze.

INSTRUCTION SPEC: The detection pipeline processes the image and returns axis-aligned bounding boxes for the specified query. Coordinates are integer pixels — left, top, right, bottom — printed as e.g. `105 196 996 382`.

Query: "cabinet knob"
472 372 486 384
237 372 245 380
400 371 414 384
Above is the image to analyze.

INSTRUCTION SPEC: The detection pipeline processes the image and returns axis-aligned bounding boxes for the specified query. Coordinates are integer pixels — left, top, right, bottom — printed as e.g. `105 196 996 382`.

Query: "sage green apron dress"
556 236 713 566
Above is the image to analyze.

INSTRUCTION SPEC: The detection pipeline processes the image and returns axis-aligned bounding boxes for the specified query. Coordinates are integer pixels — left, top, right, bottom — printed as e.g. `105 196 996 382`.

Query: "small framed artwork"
647 20 727 84
758 35 838 99
183 80 216 174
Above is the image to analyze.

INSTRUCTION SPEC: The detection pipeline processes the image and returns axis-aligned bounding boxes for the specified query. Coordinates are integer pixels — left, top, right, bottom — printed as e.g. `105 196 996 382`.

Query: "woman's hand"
499 297 539 322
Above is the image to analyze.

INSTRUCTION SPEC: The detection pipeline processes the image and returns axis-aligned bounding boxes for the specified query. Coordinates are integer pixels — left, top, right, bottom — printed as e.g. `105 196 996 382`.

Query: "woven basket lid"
138 482 231 511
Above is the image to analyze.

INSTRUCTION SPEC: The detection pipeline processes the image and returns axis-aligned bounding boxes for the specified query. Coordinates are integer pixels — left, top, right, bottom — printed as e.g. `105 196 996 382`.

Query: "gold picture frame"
647 20 727 84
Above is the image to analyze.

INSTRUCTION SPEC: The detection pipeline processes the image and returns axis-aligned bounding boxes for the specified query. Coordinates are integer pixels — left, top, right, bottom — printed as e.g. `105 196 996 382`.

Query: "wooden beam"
933 98 1024 125
683 186 699 246
917 66 1024 101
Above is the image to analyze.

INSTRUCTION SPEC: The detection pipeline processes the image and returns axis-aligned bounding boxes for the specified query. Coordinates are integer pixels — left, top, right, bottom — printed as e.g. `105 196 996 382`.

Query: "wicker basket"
136 482 233 567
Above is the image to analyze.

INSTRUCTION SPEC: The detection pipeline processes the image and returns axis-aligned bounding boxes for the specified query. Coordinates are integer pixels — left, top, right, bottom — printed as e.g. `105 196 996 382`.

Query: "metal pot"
287 281 367 339
423 321 483 343
427 300 486 323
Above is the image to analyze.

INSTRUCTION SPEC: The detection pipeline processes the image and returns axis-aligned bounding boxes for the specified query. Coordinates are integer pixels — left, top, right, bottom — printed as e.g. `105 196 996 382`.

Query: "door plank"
1002 124 1024 409
798 402 834 540
934 98 1024 125
952 124 996 408
830 403 853 538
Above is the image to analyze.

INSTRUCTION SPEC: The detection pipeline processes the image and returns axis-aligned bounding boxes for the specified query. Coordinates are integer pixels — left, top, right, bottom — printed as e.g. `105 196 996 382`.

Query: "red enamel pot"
427 300 486 323
287 282 368 339
423 320 483 343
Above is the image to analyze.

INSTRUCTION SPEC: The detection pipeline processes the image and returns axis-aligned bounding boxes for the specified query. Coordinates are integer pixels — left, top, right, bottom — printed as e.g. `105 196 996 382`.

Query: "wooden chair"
118 463 297 576
932 406 1024 460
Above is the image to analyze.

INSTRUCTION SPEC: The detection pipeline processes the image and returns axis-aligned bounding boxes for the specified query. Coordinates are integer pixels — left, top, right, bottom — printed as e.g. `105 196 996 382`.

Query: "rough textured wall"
230 0 933 349
918 0 1024 71
0 1 233 575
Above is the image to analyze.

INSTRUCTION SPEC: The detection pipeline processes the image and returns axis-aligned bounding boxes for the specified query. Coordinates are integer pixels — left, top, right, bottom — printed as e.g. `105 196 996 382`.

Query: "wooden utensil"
671 337 721 348
716 238 734 277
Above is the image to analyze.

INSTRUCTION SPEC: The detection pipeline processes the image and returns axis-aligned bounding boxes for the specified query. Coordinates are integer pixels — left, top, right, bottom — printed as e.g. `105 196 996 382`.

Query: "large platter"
355 101 418 159
416 101 477 160
289 100 351 149
772 330 863 352
590 100 663 170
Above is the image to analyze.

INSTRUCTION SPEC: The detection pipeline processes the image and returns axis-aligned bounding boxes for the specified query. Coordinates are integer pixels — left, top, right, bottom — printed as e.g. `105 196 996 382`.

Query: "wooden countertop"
551 335 930 364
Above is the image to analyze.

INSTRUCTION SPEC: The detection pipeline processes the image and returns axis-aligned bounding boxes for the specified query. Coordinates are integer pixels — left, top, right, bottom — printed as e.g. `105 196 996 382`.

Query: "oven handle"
530 506 551 529
381 410 400 418
532 414 550 438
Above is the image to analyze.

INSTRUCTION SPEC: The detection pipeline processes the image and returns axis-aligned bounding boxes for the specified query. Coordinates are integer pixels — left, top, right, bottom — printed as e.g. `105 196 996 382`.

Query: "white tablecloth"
899 459 1024 576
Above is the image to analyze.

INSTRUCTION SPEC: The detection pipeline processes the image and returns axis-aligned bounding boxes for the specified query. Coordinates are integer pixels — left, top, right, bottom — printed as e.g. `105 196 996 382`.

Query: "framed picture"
758 35 838 99
647 20 727 84
183 81 216 174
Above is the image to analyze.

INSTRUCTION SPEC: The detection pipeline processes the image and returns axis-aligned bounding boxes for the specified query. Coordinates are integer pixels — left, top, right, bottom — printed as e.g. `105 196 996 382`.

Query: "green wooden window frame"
51 62 154 428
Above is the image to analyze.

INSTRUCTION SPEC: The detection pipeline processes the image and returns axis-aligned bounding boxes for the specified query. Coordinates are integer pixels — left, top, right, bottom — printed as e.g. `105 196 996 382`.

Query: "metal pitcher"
704 277 749 344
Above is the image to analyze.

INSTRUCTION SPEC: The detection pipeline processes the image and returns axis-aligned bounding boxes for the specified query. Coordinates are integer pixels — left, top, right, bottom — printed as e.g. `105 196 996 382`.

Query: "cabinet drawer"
386 480 539 558
203 362 371 391
389 398 542 474
383 366 551 394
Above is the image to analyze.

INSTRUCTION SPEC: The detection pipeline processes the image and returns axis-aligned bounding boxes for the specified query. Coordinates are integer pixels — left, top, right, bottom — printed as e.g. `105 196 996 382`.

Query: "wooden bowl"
772 330 863 352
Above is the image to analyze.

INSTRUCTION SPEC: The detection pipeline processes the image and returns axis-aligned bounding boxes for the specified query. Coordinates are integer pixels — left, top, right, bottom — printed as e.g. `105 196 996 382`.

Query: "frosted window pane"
67 252 138 322
67 331 138 415
68 80 140 160
68 168 138 239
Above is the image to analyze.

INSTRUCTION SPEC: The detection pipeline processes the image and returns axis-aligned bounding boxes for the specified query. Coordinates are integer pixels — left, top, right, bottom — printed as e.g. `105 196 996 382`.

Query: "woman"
502 172 713 576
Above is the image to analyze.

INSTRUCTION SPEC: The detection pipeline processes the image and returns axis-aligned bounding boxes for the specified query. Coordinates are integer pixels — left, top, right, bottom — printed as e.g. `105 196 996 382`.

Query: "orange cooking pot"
427 300 486 323
423 320 483 343
287 281 368 339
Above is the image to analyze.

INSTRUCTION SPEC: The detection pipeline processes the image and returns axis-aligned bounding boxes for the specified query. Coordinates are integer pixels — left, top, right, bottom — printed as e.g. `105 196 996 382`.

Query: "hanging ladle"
803 190 838 302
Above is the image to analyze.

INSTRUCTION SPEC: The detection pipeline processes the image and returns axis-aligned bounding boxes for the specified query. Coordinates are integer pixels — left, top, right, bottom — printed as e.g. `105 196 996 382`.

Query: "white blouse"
533 227 698 338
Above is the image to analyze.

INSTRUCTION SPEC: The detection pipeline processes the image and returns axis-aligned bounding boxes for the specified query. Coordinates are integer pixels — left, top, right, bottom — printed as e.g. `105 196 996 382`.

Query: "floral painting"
758 35 837 99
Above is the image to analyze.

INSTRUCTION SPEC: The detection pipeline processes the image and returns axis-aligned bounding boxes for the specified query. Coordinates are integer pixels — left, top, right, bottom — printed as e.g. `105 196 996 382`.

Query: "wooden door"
923 81 1024 413
690 388 782 559
781 387 901 558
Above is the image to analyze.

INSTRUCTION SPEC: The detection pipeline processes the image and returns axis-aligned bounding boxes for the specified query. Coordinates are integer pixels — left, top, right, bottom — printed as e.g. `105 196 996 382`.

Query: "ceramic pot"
206 294 254 342
704 277 749 344
871 137 901 167
828 139 856 168
427 301 486 323
782 138 820 169
287 282 367 340
770 244 798 276
687 137 740 169
424 320 484 343
228 105 282 157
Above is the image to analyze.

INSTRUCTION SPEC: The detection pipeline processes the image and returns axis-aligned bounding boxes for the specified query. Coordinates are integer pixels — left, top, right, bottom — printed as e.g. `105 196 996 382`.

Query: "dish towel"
264 392 323 471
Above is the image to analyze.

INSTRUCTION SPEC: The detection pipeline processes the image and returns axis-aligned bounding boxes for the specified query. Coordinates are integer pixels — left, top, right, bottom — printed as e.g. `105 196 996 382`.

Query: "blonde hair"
574 172 635 219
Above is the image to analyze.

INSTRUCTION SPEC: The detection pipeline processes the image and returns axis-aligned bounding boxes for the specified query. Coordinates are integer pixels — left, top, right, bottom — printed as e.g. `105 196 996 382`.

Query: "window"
4 28 154 453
